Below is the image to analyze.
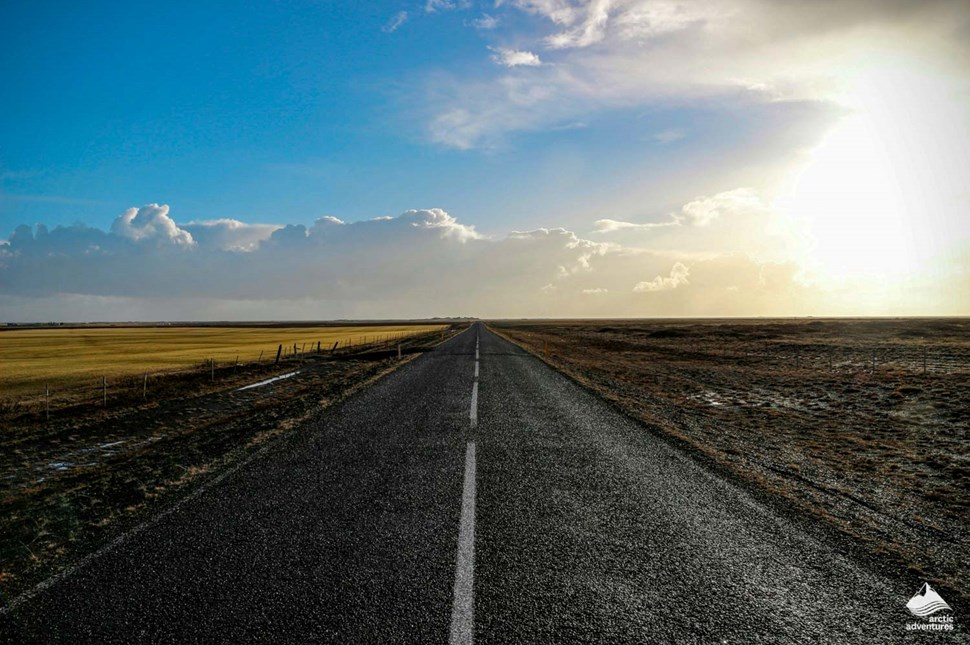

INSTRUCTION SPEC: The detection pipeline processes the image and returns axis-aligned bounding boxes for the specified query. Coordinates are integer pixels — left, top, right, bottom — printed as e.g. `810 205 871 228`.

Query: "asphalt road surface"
0 323 959 643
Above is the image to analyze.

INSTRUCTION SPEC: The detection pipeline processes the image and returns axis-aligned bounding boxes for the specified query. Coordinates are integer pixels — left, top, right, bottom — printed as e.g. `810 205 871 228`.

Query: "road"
0 323 957 643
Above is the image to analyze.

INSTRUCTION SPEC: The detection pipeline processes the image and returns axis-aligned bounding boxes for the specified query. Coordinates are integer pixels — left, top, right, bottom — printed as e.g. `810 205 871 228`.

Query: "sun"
777 60 969 282
783 110 916 277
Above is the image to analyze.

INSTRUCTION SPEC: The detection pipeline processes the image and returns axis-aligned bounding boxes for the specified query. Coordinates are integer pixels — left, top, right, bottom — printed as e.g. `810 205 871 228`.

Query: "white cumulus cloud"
595 188 764 233
3 196 963 321
182 219 282 252
634 261 690 292
110 204 194 246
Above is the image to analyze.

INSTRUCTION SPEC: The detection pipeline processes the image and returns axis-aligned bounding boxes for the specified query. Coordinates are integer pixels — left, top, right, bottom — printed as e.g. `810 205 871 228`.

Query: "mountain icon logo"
907 583 952 617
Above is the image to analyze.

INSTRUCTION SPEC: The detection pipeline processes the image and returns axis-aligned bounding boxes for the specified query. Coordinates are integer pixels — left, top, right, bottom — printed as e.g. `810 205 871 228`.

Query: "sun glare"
779 60 969 282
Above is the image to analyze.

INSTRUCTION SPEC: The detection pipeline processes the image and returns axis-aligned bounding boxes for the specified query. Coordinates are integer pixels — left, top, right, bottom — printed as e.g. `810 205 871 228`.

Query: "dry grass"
0 324 444 400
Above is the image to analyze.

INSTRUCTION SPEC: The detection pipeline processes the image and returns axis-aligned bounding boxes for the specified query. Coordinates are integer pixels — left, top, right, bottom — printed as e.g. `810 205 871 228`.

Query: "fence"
2 327 451 420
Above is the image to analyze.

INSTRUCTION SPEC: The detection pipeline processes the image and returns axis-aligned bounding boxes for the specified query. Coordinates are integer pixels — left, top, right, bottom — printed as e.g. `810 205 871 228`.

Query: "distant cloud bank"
1 193 965 321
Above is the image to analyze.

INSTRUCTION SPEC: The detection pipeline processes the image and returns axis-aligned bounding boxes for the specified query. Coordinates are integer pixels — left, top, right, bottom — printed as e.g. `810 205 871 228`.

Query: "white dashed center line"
469 382 478 428
470 335 480 428
450 331 480 644
449 440 477 645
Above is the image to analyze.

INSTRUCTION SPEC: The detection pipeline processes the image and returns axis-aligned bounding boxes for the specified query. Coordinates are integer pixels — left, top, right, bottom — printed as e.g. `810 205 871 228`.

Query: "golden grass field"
0 325 444 399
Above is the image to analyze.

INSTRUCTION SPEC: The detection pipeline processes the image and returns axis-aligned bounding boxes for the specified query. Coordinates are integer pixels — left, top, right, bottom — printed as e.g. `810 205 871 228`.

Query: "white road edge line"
449 441 477 645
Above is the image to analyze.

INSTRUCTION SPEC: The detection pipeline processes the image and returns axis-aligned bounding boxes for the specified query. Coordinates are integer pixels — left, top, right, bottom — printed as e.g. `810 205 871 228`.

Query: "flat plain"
491 317 970 603
0 324 445 401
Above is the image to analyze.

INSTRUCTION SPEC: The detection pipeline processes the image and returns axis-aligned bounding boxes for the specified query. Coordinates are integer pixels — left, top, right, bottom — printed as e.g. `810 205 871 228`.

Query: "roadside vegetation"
491 318 969 603
0 324 445 401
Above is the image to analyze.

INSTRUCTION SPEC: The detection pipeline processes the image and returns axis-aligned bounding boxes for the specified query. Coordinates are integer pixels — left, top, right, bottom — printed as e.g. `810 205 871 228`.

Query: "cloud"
2 198 965 321
0 206 484 304
425 0 471 13
471 14 499 30
594 219 675 233
0 202 654 316
425 70 587 149
110 204 194 246
181 219 282 252
382 11 409 33
633 261 690 292
679 188 762 227
420 0 970 148
489 47 543 67
396 208 480 242
541 0 612 49
595 188 763 233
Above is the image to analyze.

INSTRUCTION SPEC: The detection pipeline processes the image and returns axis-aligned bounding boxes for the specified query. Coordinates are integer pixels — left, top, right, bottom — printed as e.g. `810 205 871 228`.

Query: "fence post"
258 350 264 363
103 376 107 407
331 341 339 354
275 344 282 364
45 384 49 421
317 341 321 354
144 372 148 400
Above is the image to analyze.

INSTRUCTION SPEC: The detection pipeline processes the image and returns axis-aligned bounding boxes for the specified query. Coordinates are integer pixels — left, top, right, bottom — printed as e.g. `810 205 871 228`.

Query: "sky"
1 0 968 321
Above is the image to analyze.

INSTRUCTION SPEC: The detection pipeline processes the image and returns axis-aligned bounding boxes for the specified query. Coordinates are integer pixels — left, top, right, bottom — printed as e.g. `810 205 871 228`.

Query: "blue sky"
2 2 471 227
0 1 829 233
1 1 967 319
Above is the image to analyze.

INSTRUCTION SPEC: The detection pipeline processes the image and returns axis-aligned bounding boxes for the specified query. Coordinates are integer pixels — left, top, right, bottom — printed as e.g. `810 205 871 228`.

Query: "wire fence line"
3 328 449 419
